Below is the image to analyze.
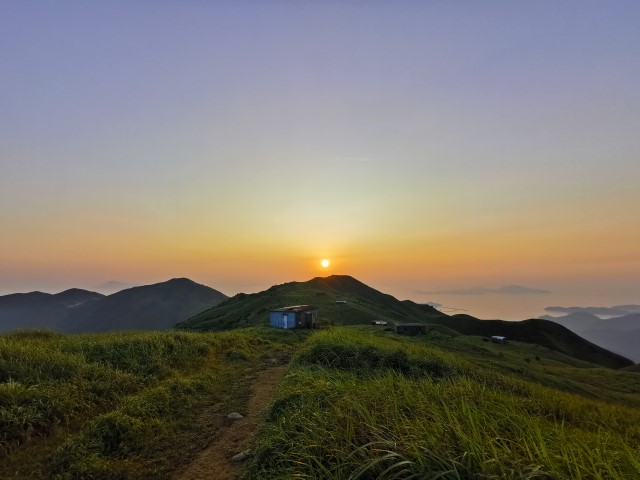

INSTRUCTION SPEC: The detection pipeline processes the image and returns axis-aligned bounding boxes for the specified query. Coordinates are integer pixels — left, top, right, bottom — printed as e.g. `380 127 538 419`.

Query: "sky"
1 1 639 319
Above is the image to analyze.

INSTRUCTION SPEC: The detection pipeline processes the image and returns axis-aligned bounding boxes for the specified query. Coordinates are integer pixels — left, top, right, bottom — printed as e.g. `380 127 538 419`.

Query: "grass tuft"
246 327 640 480
1 327 296 478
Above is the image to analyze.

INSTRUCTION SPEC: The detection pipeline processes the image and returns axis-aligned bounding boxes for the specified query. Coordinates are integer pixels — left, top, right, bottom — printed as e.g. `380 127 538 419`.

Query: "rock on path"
171 364 288 480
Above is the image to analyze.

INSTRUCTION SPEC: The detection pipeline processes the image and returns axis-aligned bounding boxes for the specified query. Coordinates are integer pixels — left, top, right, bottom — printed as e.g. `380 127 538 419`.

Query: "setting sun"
321 259 330 268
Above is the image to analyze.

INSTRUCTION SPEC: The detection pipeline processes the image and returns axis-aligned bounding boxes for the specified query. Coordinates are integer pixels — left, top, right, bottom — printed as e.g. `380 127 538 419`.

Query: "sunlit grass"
246 328 640 479
3 325 639 479
0 327 296 479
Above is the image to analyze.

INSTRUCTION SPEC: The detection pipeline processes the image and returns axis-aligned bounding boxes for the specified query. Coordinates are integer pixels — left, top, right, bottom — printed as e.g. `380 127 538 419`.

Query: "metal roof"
271 305 317 312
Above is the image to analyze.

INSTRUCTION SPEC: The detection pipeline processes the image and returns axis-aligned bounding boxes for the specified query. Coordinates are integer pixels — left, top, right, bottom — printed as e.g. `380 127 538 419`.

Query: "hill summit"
178 275 632 369
177 275 443 332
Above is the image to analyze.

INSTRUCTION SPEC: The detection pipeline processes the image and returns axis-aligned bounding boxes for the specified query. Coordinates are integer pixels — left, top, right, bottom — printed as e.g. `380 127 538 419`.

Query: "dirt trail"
172 363 288 480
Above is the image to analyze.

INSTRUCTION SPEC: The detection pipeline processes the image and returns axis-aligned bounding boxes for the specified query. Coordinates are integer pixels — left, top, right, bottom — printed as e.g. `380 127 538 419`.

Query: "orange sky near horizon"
1 2 639 319
2 168 638 303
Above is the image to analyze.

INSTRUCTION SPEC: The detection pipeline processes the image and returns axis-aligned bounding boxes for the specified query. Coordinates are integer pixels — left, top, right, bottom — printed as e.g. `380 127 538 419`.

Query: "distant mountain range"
178 275 631 369
2 274 634 368
0 278 227 333
0 288 105 332
540 311 640 362
545 305 640 316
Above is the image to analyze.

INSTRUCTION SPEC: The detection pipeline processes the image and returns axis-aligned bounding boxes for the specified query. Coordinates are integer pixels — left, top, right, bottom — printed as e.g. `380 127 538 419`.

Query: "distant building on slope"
269 305 318 329
394 323 427 335
491 336 508 344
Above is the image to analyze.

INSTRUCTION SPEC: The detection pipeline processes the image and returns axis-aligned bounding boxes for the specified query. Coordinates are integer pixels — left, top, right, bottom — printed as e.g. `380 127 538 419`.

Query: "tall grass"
1 327 294 478
246 328 640 479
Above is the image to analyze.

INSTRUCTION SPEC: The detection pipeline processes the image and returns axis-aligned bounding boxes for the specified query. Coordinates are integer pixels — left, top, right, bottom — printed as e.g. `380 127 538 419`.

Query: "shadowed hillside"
430 314 633 369
539 311 602 330
0 289 104 332
63 278 228 332
0 279 227 333
541 312 640 362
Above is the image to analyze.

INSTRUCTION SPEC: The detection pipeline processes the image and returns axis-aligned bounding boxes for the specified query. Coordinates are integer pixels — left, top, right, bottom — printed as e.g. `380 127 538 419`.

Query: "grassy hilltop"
179 275 632 369
178 275 444 331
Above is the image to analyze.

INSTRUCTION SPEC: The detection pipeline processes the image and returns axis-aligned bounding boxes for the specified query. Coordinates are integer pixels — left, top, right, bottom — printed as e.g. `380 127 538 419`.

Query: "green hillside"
2 325 639 479
3 277 635 478
0 328 299 479
430 314 633 369
246 327 640 480
177 275 444 331
179 275 632 369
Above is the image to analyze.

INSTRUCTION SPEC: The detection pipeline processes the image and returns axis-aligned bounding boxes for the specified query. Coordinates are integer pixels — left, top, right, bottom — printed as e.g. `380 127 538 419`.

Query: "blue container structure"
269 305 318 329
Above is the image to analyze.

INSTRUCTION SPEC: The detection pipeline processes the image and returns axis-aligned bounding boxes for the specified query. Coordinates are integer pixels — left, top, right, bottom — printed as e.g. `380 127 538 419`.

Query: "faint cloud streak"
416 285 551 296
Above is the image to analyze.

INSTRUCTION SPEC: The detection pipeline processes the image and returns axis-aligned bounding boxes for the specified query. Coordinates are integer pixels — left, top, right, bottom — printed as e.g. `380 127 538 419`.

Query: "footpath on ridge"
172 361 289 480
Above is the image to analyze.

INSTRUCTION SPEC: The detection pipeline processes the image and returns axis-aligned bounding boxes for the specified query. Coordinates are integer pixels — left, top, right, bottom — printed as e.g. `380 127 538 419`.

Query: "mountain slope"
245 327 640 480
179 275 632 369
539 311 602 331
0 289 104 332
580 328 640 363
62 278 228 332
540 313 640 362
597 313 640 331
623 363 640 372
0 279 227 333
178 275 444 331
580 314 640 362
430 314 632 369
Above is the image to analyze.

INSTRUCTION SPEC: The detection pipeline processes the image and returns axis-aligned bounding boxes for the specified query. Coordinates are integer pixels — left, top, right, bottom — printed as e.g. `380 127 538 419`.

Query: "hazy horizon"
2 1 639 321
1 272 637 322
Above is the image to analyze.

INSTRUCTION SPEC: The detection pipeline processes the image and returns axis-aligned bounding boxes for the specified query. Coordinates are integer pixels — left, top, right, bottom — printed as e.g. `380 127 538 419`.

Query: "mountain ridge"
178 274 443 332
178 275 632 369
541 312 640 361
0 278 227 333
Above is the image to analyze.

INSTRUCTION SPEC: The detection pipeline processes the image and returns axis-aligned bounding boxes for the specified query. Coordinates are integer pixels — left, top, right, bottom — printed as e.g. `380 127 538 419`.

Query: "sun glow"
321 259 330 268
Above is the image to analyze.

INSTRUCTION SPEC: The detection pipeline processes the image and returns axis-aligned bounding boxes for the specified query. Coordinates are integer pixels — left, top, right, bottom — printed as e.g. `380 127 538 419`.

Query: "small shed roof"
395 322 426 327
271 305 317 312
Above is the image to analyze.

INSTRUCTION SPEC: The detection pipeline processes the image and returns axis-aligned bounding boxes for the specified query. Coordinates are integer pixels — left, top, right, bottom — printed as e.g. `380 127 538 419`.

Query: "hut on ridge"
269 305 318 329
